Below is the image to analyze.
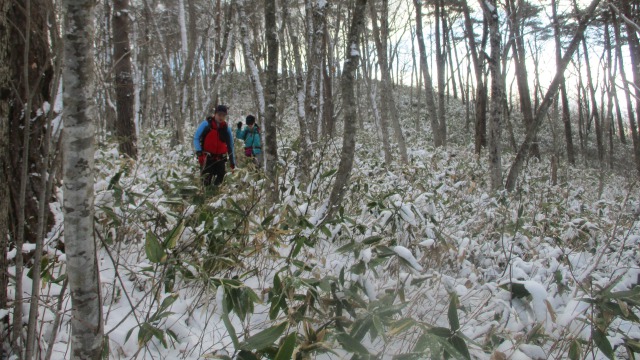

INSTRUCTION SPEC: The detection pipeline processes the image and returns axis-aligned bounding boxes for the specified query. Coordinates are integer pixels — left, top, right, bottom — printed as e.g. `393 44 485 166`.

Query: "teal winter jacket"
236 126 262 155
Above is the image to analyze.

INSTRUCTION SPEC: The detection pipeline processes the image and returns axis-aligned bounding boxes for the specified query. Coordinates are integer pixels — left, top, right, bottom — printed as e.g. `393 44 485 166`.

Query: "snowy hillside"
22 89 639 360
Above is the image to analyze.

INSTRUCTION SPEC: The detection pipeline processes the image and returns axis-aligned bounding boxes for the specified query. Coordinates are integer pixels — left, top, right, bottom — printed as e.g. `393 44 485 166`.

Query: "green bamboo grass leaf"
241 322 288 351
336 332 369 354
448 293 460 332
274 332 297 360
145 231 166 263
593 328 614 360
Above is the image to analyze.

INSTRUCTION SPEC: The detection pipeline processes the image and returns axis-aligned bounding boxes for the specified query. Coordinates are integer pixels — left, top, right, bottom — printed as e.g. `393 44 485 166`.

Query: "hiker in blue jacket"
193 105 236 186
236 115 262 168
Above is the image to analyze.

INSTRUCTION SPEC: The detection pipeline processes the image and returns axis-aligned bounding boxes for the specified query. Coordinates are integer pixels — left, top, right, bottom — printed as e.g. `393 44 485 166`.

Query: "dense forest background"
1 0 640 359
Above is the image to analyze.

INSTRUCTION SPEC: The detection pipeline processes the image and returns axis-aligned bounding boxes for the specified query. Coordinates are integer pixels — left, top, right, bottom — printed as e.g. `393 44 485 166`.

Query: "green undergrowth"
76 124 640 360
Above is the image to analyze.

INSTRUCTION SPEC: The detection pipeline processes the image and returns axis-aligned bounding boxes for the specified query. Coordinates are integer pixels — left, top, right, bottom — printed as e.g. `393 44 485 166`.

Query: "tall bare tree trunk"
290 31 311 182
322 12 335 139
552 0 575 165
434 0 447 146
0 0 11 326
2 0 54 351
605 21 616 169
113 0 138 158
305 0 325 143
26 53 62 360
63 0 105 355
609 8 627 145
462 0 487 153
482 0 503 191
265 0 279 202
239 0 265 124
582 39 604 162
621 0 640 177
505 0 601 191
582 38 605 163
327 0 367 219
140 6 153 129
413 0 441 147
370 0 407 163
507 0 539 160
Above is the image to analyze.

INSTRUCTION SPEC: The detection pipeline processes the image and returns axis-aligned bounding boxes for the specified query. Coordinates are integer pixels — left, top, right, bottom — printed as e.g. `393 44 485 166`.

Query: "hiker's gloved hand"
237 122 243 130
230 163 235 170
197 153 206 166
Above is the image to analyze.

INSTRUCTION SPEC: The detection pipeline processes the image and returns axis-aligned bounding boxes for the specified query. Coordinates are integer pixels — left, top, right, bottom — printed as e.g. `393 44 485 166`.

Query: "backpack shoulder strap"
200 121 212 142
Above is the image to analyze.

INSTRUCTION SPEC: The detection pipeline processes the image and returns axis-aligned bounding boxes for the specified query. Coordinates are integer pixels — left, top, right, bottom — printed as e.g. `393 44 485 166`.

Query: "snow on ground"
5 91 640 360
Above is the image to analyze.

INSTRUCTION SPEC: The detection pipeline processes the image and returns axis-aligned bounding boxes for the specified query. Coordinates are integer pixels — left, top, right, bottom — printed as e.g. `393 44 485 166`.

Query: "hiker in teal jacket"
236 115 262 167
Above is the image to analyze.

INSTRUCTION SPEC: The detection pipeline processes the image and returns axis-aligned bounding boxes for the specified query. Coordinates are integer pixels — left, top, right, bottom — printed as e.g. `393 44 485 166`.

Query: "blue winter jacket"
193 119 236 166
236 126 262 155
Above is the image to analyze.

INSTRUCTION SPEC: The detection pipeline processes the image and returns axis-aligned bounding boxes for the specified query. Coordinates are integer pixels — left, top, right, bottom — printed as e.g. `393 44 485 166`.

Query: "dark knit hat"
246 115 256 125
215 105 228 114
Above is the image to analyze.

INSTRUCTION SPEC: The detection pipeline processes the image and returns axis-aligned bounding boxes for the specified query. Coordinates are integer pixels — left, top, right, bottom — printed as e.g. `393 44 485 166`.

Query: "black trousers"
202 156 227 186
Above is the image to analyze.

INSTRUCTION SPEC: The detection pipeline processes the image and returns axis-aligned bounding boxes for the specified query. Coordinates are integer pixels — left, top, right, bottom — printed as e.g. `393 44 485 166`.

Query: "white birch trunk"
239 0 265 121
62 0 104 356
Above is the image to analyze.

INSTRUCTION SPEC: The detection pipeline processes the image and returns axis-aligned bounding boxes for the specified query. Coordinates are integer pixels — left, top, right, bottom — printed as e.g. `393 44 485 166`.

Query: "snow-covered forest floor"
14 86 640 360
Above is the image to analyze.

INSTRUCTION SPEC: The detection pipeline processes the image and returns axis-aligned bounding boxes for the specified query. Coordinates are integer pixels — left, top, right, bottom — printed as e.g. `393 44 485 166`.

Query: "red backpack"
201 118 230 155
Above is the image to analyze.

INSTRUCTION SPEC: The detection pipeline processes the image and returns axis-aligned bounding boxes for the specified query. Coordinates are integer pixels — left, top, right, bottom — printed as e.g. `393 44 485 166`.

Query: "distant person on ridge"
194 105 236 187
236 115 262 168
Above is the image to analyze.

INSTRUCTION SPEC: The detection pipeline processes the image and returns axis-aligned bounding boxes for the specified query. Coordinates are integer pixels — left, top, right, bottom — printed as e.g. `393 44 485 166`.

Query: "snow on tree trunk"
327 0 367 219
264 0 279 202
63 0 105 356
113 0 138 158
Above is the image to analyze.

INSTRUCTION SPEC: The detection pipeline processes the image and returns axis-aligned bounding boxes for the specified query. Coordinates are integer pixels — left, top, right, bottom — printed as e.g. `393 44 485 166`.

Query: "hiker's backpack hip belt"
204 152 227 161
